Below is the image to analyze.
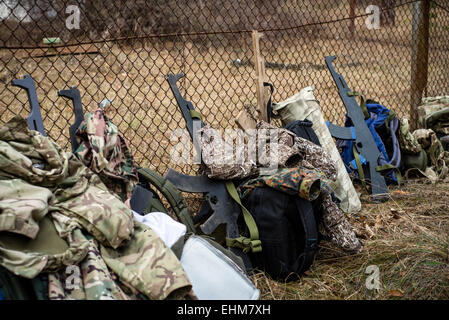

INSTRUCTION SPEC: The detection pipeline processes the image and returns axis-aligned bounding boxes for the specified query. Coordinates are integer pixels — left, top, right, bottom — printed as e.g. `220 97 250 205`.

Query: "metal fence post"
349 0 356 36
410 0 430 130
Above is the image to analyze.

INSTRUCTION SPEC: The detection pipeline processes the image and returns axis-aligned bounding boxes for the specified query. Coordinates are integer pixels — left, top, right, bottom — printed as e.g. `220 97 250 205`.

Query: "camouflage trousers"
238 167 362 253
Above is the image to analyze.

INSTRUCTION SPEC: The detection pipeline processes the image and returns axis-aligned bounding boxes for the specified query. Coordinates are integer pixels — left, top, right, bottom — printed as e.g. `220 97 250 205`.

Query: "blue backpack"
337 99 402 186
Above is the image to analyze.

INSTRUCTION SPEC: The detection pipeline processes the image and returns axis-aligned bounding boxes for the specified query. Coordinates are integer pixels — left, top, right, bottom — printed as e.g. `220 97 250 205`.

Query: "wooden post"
410 0 430 130
235 109 257 130
349 0 356 36
252 30 269 122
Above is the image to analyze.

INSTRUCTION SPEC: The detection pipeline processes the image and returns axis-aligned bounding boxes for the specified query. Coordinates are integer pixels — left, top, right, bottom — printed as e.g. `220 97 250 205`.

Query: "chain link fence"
1 0 448 176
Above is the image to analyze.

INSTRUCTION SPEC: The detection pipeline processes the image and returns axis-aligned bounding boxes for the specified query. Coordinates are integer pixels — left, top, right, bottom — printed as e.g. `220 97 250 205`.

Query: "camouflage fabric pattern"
256 121 338 181
412 128 449 179
48 235 142 300
238 167 332 201
0 117 192 299
197 125 257 180
238 167 362 253
0 201 91 279
197 120 337 181
398 118 422 154
319 194 362 253
100 220 192 300
418 96 449 134
0 117 135 250
0 179 53 239
75 108 139 202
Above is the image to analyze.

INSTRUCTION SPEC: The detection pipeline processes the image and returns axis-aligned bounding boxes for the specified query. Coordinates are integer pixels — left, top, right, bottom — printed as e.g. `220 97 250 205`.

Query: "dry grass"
252 179 449 300
1 2 449 300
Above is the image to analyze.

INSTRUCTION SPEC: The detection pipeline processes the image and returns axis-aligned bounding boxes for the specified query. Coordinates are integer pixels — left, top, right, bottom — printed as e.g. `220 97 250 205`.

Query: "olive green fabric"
0 216 68 256
225 181 261 254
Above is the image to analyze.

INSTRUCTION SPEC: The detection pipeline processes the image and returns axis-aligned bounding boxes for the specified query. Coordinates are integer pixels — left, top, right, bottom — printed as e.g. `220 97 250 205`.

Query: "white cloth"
132 211 186 247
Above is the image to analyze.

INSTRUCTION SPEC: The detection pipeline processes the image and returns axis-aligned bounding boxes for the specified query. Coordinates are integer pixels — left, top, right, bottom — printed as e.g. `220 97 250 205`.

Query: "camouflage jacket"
238 167 362 253
0 117 191 299
75 108 139 203
198 120 337 181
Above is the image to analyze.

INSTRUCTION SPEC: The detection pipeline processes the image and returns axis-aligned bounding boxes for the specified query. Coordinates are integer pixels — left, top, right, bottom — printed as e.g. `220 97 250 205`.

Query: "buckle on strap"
226 237 262 253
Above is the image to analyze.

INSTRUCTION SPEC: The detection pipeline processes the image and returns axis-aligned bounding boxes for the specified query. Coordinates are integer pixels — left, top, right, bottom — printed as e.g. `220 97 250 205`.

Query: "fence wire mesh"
1 0 448 175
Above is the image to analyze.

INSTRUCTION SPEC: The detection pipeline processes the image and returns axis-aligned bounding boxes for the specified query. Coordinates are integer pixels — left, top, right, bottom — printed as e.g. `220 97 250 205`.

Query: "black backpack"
238 119 324 281
241 187 319 281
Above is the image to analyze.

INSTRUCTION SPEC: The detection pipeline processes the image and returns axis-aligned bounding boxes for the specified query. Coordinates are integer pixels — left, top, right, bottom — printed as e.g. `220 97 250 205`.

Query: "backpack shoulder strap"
137 167 196 233
291 198 318 275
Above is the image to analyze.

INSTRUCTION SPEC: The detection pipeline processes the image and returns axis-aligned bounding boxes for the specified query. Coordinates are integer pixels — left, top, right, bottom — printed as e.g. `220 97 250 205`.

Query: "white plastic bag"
180 236 260 300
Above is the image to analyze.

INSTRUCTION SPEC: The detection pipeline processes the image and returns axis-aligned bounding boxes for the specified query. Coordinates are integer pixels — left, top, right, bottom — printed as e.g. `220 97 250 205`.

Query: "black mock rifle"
12 75 196 232
325 56 389 201
165 73 260 270
58 86 84 152
11 76 85 149
11 75 46 135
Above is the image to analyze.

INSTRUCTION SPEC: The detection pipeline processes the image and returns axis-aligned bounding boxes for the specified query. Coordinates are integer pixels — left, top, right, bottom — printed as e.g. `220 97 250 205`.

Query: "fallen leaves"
365 224 375 238
392 190 410 196
388 289 404 297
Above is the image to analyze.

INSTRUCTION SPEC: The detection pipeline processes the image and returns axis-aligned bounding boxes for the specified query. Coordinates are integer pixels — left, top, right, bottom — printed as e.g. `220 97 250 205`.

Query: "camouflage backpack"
418 96 449 136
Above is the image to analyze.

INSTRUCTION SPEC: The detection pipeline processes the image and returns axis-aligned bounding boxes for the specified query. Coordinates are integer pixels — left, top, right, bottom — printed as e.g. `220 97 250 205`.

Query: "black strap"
263 82 274 123
291 198 318 275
